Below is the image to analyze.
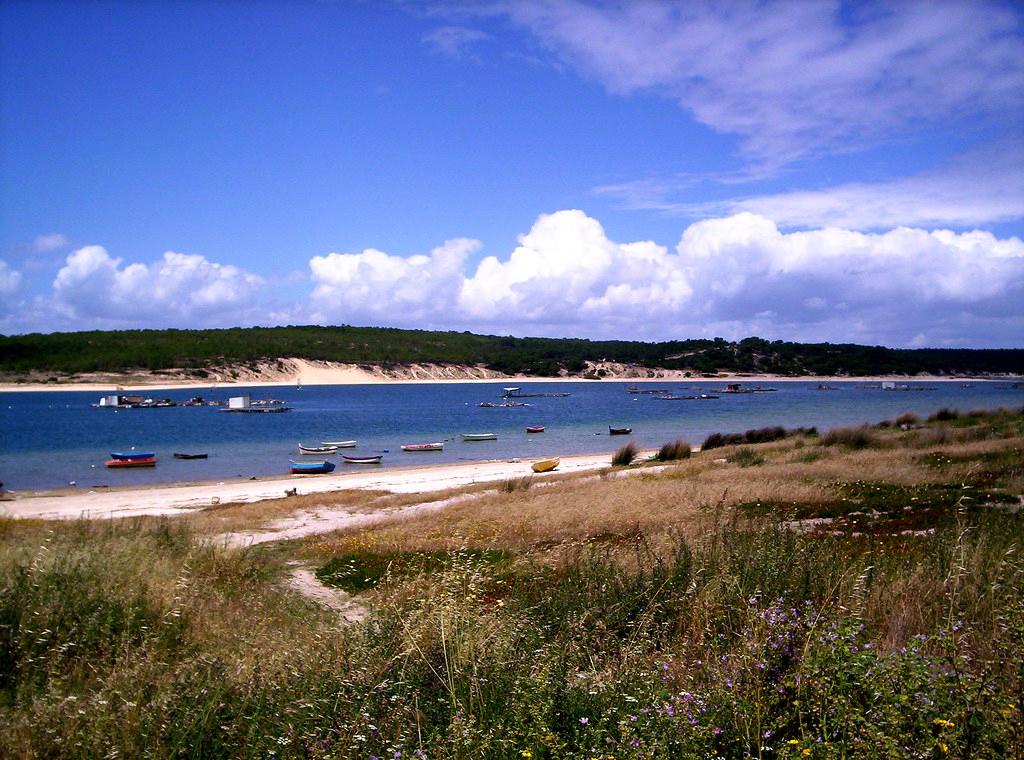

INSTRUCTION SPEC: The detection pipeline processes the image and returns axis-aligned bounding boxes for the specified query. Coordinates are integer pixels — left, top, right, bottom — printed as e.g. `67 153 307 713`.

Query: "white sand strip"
1 453 617 521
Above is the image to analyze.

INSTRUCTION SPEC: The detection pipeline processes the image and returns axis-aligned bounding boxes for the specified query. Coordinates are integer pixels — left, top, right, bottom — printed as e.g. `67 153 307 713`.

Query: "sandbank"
0 452 619 521
0 356 1004 394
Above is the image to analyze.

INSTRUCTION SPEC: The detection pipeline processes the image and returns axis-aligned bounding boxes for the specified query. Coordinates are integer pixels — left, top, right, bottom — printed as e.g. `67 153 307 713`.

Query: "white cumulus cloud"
309 237 480 325
305 209 1024 346
51 246 264 326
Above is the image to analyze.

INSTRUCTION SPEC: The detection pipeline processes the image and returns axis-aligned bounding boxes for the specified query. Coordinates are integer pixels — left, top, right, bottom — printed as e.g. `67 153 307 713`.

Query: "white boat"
320 440 357 448
401 442 444 452
461 432 497 441
342 454 383 464
298 443 339 454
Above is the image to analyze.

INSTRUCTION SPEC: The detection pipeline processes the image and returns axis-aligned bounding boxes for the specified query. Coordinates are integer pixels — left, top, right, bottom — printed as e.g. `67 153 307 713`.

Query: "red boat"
525 425 545 433
105 456 156 468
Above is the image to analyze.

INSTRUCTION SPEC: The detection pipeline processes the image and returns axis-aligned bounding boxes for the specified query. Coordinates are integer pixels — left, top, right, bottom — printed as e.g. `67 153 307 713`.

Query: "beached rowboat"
289 459 336 474
320 440 357 448
531 458 560 473
342 454 383 464
401 442 444 452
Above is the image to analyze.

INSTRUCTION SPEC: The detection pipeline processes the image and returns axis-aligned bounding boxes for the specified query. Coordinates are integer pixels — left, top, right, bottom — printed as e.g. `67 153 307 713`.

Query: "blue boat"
289 459 336 474
110 451 156 460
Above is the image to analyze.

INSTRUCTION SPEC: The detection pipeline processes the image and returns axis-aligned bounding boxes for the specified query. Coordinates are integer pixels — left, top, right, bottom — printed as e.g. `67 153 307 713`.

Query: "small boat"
531 457 560 473
462 433 498 441
289 459 336 474
342 454 383 464
110 451 156 460
479 401 529 407
298 443 339 455
173 452 208 459
106 456 156 468
320 440 357 448
401 442 444 452
609 427 632 435
525 425 545 433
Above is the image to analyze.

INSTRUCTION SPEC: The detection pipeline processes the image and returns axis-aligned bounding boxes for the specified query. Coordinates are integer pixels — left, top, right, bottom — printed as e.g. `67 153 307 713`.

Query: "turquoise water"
1 380 1021 492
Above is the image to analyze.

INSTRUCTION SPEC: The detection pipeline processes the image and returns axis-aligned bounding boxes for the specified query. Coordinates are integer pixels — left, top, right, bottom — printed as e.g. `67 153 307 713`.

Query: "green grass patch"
316 548 512 592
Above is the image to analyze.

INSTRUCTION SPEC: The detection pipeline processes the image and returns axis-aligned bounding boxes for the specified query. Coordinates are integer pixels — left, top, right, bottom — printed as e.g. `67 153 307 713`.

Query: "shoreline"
0 452 624 520
2 365 1014 394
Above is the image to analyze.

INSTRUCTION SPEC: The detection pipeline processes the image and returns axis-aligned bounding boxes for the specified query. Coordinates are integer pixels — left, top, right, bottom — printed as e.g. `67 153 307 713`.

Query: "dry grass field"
1 406 1022 758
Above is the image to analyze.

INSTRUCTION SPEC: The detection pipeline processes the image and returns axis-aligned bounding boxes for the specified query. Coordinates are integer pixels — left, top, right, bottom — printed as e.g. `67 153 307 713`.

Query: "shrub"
820 424 877 449
611 442 638 466
743 426 786 444
929 407 960 422
895 412 920 427
656 439 692 461
726 447 765 467
500 476 533 493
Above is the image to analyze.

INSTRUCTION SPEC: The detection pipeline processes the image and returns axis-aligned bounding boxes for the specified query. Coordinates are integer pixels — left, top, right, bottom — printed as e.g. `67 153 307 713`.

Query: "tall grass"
656 439 692 461
611 441 638 466
1 408 1022 758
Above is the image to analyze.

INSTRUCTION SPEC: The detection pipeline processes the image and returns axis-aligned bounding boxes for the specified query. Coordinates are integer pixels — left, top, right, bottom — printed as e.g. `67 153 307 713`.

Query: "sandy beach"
0 452 620 521
0 357 1001 394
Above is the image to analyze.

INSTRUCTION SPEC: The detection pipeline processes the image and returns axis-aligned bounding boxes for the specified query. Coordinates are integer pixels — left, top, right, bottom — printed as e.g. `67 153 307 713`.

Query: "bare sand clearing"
0 453 617 521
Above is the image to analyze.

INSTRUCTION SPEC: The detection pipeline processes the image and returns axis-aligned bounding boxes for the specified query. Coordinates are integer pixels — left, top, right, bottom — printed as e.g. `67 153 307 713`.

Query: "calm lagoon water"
1 380 1021 492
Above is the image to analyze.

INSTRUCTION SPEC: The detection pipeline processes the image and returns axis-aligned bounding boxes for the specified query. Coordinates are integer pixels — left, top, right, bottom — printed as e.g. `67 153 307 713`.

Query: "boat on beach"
342 454 384 464
106 456 156 468
525 425 545 433
298 443 339 454
531 457 560 473
289 459 336 474
401 442 444 452
462 432 498 441
320 440 357 448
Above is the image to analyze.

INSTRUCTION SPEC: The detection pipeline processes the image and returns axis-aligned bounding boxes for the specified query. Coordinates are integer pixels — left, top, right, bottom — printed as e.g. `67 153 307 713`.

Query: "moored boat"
289 459 336 474
298 443 339 454
609 427 632 435
525 425 545 433
462 433 498 441
401 442 444 452
110 451 156 460
106 456 156 468
173 452 208 459
320 440 357 448
342 454 383 464
531 457 560 473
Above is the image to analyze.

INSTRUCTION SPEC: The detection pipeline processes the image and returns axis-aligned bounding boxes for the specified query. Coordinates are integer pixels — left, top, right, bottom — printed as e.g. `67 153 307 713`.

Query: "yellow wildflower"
802 750 811 757
788 739 801 745
939 742 949 754
933 718 954 729
520 752 532 758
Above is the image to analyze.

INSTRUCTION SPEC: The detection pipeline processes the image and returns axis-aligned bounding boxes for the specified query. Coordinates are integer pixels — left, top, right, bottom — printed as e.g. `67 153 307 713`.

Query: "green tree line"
1 326 1021 377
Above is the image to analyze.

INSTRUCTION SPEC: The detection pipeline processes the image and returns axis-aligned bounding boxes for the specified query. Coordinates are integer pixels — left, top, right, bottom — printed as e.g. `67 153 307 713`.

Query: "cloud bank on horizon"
1 0 1022 347
4 209 1022 349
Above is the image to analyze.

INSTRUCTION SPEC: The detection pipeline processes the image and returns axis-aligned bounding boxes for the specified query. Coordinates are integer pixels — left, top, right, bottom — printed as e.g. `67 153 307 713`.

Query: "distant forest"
1 326 1022 377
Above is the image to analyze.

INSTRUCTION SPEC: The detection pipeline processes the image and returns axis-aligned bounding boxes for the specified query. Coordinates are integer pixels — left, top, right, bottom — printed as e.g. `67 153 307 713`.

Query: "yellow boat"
531 457 560 473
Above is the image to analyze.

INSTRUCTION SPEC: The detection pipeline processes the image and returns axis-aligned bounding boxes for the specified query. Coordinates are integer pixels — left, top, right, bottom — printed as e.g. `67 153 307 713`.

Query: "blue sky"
1 0 1022 347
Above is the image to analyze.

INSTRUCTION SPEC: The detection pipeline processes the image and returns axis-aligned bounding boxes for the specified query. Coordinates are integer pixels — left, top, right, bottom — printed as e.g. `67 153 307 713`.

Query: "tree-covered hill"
1 326 1021 377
